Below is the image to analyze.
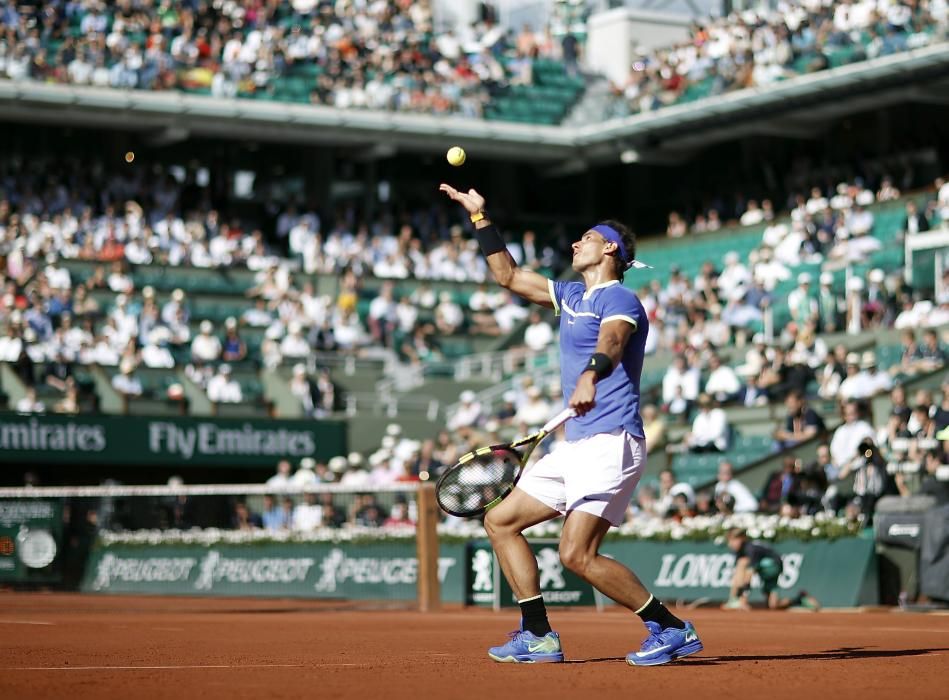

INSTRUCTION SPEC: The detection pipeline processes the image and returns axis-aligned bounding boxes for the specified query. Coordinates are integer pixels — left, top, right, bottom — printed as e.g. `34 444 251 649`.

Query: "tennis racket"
435 407 576 518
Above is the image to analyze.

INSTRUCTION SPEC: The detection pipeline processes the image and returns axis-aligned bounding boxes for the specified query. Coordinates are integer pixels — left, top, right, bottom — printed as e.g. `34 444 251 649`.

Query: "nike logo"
528 639 560 653
636 644 671 657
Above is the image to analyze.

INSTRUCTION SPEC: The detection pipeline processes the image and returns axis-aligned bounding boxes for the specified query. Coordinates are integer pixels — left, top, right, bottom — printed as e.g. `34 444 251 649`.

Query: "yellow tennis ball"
125 151 135 163
447 146 466 166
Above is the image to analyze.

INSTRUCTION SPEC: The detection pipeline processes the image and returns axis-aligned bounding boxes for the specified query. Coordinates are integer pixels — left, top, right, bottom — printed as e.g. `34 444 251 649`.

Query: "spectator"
856 351 894 397
655 468 695 518
281 321 311 360
383 498 415 528
773 391 826 451
523 310 554 352
191 320 222 363
760 456 800 514
913 329 945 372
292 492 323 532
514 385 553 429
662 354 700 408
290 458 319 488
261 494 289 531
206 364 242 404
684 394 730 453
704 354 741 404
829 401 876 472
265 460 293 490
231 501 262 531
221 317 247 363
367 281 398 348
641 404 667 451
447 390 482 431
816 272 842 333
111 359 143 399
787 273 818 325
714 461 758 513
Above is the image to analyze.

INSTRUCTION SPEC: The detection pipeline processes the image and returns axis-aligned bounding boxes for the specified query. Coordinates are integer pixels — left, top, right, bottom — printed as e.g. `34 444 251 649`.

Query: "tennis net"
0 482 445 608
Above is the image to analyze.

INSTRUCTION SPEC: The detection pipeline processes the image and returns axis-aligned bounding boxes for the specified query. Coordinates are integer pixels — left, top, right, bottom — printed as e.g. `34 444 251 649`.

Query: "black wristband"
474 223 506 257
584 352 613 381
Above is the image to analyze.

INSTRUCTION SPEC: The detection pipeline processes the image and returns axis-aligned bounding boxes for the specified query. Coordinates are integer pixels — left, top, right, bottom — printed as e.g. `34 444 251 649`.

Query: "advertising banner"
0 414 347 466
465 539 600 608
82 541 467 601
0 499 63 583
466 537 877 608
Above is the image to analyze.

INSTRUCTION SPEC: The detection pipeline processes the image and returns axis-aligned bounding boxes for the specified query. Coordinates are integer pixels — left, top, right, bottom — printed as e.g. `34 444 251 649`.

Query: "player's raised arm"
439 184 553 308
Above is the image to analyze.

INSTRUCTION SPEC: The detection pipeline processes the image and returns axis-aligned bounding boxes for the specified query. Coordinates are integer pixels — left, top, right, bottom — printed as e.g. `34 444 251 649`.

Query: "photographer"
838 438 898 523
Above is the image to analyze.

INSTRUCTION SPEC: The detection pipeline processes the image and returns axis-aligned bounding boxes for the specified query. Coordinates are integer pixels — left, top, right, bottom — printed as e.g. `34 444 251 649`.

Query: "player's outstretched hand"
439 184 485 215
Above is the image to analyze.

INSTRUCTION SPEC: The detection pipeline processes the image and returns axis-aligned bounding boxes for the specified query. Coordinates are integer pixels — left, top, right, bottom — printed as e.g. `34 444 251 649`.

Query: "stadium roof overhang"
1 42 947 167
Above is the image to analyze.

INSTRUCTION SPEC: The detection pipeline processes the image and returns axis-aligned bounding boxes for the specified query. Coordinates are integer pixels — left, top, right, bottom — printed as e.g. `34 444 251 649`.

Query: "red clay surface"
1 593 947 700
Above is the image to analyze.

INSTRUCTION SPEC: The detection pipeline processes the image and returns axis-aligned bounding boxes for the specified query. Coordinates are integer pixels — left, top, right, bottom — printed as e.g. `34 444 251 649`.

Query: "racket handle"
541 407 576 434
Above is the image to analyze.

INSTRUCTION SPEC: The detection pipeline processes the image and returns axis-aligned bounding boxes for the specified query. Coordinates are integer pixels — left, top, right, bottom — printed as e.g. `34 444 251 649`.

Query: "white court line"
6 664 306 671
0 620 54 626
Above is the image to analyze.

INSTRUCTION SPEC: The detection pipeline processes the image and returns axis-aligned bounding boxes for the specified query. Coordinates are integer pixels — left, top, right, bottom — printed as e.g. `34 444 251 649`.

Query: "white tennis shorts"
516 429 646 526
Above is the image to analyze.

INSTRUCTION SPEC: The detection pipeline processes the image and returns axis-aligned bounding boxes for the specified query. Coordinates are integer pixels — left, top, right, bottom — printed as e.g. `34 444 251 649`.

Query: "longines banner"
466 537 877 608
82 542 467 601
0 414 347 466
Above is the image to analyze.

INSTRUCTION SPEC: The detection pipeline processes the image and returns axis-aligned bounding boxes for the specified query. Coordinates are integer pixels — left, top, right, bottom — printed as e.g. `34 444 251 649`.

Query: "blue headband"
590 224 653 270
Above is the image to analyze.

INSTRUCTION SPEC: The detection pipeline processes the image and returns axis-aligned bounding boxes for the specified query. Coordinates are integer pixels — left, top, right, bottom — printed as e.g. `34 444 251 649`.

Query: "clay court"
1 594 947 699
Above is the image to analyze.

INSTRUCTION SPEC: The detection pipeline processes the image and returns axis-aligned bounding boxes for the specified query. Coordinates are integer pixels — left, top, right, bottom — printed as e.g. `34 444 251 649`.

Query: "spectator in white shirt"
206 363 243 403
838 353 870 401
290 457 320 488
854 351 894 397
161 288 189 326
662 355 700 405
0 324 23 362
523 310 554 352
280 321 311 359
367 281 397 348
714 461 758 513
141 328 175 368
685 394 731 452
705 354 741 404
265 460 293 489
111 359 143 398
292 491 323 531
191 320 222 363
718 251 751 300
448 390 482 431
787 273 818 325
829 401 876 471
242 298 274 327
514 385 552 429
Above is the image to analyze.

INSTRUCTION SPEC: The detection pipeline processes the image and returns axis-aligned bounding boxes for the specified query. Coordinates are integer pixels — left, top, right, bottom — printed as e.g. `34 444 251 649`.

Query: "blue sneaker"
626 621 703 666
488 629 564 663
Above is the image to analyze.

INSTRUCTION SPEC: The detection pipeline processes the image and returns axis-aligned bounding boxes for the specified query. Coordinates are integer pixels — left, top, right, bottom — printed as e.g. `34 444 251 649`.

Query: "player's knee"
483 509 514 540
558 541 593 575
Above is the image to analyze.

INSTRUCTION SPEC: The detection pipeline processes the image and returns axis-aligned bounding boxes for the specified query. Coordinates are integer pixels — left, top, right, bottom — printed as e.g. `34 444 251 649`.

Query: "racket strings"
435 448 522 516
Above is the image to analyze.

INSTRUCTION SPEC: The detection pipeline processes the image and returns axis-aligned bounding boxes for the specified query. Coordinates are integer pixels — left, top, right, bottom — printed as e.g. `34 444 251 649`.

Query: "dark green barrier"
0 499 63 583
465 537 877 608
0 414 347 466
82 541 467 601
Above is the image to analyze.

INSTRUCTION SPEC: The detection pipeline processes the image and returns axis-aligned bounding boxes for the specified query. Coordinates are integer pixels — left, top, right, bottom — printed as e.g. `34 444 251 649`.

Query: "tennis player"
439 184 703 666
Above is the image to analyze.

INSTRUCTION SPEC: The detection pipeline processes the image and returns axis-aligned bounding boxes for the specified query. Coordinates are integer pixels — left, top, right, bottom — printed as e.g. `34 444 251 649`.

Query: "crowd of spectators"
0 151 567 411
0 0 572 118
605 0 948 119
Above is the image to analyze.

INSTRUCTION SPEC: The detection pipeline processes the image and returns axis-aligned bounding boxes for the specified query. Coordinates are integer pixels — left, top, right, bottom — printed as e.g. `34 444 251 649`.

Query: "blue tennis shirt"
548 279 648 441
